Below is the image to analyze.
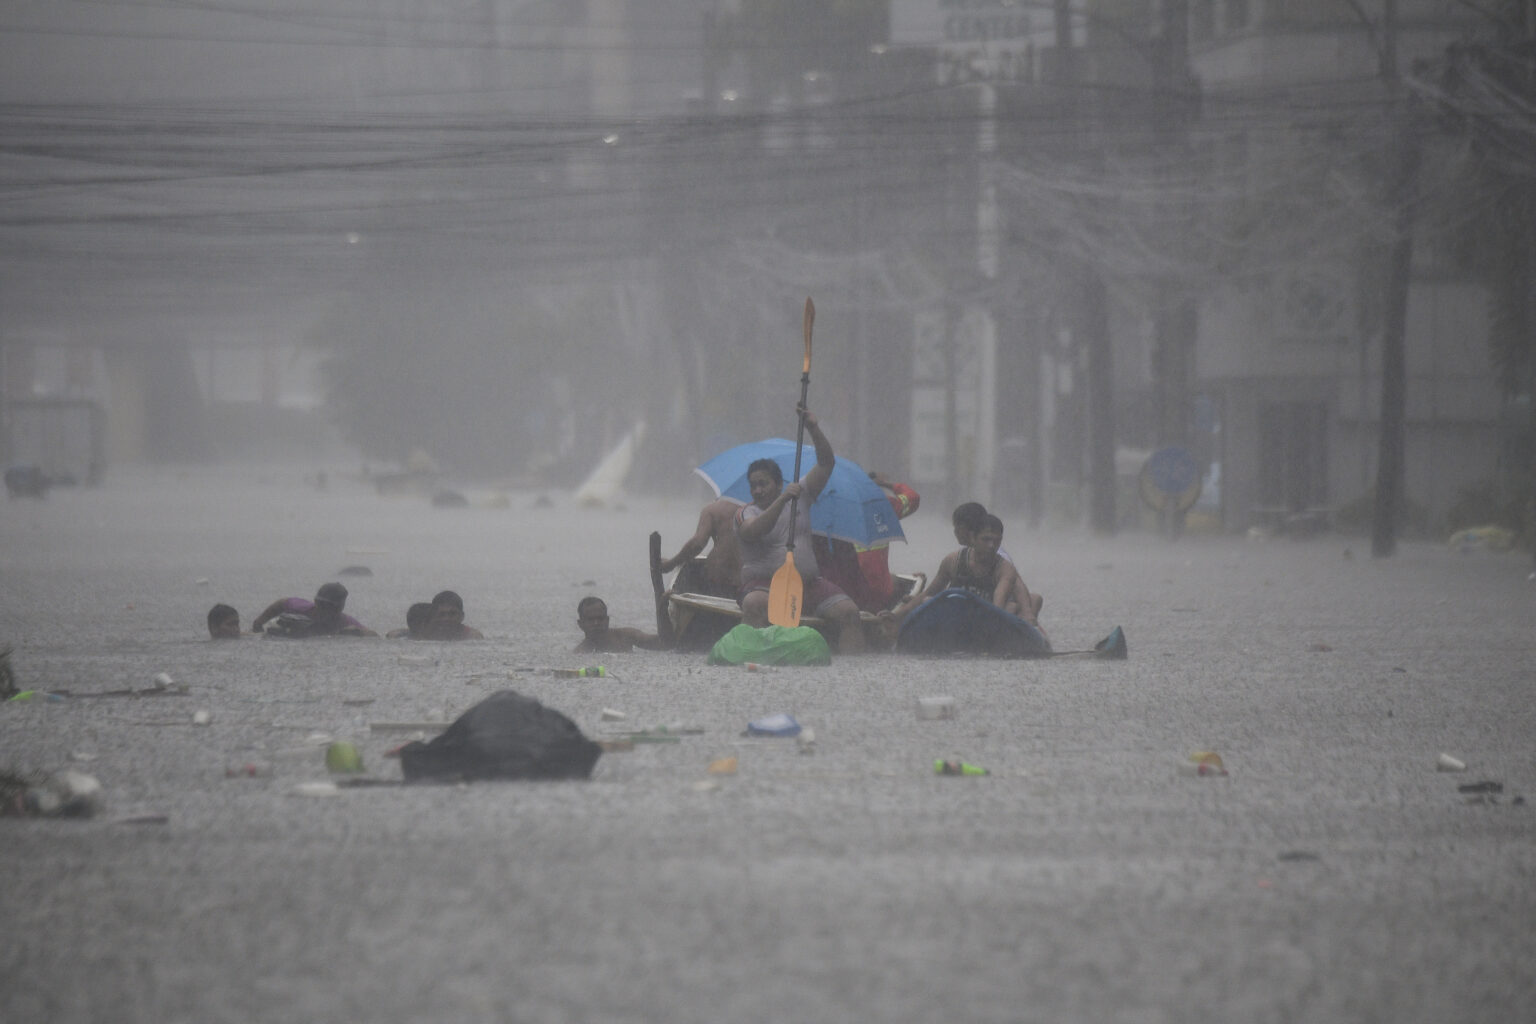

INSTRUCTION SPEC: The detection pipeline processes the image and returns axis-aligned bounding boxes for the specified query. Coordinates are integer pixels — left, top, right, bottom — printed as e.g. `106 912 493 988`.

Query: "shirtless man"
574 596 666 653
658 497 741 598
425 590 485 640
386 603 436 640
734 406 864 654
889 513 1044 628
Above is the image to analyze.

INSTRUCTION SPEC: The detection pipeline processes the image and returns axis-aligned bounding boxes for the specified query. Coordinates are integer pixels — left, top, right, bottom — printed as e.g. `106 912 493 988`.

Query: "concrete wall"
1201 279 1502 530
102 347 148 465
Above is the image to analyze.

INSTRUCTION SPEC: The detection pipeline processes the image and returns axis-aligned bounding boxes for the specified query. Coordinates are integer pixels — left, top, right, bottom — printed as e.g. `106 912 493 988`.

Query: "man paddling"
733 405 863 653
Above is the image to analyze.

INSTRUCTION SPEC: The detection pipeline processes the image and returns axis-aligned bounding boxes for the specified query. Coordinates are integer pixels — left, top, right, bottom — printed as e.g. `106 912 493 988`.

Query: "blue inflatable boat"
895 588 1054 658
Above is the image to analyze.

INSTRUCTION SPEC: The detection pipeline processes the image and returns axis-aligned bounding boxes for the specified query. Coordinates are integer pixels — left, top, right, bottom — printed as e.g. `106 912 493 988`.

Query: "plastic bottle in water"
935 759 988 776
551 666 606 678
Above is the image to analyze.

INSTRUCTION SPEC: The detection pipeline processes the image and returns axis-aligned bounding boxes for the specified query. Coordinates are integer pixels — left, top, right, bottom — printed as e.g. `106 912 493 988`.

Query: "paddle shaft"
767 299 814 629
784 297 815 553
784 372 810 554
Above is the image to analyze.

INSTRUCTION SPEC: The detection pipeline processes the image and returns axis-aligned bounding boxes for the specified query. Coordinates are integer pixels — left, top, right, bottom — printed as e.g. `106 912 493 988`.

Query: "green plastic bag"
707 623 832 666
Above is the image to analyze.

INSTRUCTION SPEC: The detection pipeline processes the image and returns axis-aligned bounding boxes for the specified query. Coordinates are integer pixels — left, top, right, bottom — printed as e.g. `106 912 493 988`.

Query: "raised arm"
799 409 836 502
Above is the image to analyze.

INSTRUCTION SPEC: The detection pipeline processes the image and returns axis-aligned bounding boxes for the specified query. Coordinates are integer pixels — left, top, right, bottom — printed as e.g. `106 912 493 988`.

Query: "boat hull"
896 588 1053 658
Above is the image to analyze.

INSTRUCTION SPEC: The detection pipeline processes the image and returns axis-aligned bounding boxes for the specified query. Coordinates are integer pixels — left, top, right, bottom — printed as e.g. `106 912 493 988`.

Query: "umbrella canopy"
694 438 906 549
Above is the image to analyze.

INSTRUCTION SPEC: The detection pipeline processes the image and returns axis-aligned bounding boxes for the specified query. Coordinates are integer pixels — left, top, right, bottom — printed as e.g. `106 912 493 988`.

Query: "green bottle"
935 759 988 776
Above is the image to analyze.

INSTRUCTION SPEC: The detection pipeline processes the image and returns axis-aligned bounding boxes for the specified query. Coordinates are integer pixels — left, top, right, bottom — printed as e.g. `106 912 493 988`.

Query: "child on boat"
888 514 1044 629
947 505 1044 625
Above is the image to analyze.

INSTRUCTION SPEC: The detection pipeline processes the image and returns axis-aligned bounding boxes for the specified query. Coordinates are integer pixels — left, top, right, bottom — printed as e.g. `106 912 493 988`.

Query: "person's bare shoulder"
577 633 636 653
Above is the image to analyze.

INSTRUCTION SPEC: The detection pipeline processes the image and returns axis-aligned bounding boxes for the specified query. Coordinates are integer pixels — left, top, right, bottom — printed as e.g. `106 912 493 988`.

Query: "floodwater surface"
2 465 1533 1024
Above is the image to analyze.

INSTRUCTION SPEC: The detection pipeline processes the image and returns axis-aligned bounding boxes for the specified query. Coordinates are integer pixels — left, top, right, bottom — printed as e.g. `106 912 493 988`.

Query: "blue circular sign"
1139 447 1203 512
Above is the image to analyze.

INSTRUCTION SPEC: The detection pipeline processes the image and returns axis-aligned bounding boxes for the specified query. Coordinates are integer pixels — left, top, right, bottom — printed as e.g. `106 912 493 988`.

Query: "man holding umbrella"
734 405 865 654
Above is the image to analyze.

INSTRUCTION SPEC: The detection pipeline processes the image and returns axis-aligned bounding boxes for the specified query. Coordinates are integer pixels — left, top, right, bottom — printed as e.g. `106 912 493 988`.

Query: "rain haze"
2 3 1534 1023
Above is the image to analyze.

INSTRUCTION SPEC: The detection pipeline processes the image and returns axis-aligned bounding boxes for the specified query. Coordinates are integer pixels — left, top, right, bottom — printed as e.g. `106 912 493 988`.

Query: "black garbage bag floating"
398 690 601 783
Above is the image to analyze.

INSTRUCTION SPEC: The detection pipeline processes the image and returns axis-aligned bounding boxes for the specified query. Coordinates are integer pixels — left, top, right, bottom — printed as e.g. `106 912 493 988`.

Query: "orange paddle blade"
803 298 814 373
767 553 803 628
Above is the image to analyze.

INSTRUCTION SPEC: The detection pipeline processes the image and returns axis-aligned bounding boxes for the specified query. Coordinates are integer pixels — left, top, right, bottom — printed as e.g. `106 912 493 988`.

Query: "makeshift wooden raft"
665 579 926 654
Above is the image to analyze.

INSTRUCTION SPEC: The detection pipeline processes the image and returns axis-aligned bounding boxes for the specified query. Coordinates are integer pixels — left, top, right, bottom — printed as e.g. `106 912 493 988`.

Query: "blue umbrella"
694 439 906 549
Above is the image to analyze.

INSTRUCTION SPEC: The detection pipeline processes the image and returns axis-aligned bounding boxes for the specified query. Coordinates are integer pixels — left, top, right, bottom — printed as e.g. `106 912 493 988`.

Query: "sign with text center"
891 0 1058 84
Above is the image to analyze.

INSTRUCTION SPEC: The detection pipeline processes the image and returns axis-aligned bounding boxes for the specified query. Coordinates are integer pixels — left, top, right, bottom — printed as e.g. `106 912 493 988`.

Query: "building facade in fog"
1188 0 1505 530
4 0 1516 533
0 0 710 475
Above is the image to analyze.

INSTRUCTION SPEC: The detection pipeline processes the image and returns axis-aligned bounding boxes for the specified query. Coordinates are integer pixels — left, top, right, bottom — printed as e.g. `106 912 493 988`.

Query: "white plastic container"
917 696 956 720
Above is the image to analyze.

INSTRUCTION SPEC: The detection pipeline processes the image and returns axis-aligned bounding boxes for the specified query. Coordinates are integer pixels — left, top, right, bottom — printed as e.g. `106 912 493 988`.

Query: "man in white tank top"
734 407 865 653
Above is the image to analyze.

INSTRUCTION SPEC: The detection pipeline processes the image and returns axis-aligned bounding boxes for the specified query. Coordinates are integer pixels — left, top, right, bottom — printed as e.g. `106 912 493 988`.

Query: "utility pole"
1152 0 1198 538
1370 0 1416 558
1085 268 1116 534
1519 0 1535 571
975 81 999 509
1054 0 1117 535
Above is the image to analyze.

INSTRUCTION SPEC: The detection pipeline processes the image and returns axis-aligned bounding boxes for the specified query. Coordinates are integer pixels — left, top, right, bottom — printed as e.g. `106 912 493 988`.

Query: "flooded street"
3 466 1533 1023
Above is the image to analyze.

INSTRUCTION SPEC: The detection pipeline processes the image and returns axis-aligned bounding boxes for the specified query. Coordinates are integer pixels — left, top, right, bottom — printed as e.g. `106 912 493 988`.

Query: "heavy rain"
2 3 1534 1022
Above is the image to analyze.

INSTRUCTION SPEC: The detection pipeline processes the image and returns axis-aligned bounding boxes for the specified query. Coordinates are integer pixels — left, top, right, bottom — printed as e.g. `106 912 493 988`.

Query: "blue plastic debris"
745 712 802 737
